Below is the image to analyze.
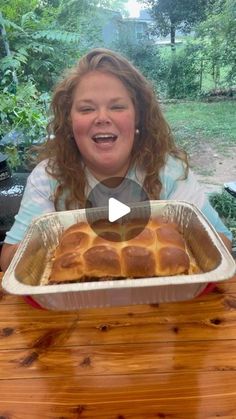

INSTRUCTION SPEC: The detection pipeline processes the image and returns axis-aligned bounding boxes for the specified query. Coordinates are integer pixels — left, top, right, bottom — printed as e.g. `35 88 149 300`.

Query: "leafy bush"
114 41 163 95
0 82 49 170
0 82 49 141
163 44 200 99
209 190 236 248
114 40 201 99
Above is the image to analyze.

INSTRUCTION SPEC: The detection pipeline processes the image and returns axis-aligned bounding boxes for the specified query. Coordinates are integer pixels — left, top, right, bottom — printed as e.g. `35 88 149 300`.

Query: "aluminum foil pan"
2 201 236 310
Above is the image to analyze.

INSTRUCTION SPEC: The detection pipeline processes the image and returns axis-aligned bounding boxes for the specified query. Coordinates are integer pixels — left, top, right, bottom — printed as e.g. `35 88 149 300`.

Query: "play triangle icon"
108 197 131 222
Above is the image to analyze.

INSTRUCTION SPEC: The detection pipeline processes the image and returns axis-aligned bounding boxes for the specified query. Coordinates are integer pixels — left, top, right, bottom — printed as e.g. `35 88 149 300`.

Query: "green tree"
0 9 82 92
114 39 162 91
0 0 128 91
196 0 236 87
142 0 213 49
0 0 39 22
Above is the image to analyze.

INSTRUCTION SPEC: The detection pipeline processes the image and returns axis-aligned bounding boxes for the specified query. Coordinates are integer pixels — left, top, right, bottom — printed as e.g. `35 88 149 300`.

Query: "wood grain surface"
1 272 236 418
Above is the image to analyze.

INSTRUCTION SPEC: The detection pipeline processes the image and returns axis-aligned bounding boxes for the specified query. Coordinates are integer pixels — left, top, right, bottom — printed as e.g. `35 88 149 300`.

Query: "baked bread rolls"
48 217 196 284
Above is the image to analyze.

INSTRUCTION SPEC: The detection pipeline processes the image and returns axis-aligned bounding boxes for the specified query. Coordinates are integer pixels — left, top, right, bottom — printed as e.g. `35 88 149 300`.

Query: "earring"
135 128 140 135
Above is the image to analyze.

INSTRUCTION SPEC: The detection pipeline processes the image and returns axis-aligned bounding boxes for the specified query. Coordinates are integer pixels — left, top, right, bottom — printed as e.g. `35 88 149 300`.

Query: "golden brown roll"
48 218 196 284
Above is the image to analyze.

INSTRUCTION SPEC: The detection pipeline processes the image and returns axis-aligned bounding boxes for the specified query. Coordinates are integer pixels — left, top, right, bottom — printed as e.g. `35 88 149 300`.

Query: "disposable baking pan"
2 200 236 310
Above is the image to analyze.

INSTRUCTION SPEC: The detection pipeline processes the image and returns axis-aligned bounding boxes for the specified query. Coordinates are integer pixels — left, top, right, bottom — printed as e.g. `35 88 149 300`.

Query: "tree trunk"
199 58 203 91
0 12 18 85
170 22 176 51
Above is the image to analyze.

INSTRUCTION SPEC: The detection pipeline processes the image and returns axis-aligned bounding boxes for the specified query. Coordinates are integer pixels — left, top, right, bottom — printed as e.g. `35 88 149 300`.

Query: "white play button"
108 197 130 222
85 176 151 241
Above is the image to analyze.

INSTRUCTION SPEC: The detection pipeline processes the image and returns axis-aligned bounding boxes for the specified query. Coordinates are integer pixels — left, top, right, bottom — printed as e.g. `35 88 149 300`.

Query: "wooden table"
1 274 236 418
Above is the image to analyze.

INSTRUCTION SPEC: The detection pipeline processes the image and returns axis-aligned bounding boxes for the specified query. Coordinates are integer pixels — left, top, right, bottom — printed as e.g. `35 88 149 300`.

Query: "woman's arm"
1 161 56 273
4 161 56 246
0 243 20 272
1 162 55 272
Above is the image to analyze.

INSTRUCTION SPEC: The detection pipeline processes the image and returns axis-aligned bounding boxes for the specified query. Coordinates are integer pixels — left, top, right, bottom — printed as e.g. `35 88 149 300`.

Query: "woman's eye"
111 105 125 110
79 107 94 113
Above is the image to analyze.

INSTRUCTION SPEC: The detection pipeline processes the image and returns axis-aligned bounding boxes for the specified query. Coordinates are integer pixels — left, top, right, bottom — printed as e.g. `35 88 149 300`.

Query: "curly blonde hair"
37 48 189 209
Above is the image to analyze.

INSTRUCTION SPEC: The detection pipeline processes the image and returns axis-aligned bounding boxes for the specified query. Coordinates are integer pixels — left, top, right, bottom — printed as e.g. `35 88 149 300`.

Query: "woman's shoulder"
28 159 57 190
159 154 189 199
30 159 49 175
160 154 186 179
29 159 55 179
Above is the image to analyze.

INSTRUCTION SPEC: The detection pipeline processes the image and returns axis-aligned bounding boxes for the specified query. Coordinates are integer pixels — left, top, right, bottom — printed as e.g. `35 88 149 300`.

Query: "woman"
0 48 232 271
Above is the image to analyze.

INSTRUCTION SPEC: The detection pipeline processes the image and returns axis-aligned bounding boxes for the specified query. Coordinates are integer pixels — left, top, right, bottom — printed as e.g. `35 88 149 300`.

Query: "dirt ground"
189 143 236 191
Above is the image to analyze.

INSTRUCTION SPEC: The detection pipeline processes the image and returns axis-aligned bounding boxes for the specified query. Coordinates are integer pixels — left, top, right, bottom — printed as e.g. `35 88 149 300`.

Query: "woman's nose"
95 109 111 125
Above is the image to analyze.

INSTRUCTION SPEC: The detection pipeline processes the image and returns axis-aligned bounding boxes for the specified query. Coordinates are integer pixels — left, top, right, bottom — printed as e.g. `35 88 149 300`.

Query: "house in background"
100 8 184 47
100 8 152 47
118 17 150 44
100 10 122 46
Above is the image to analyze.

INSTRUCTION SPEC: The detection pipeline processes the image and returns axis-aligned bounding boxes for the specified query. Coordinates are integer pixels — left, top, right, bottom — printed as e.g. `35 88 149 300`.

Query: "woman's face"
70 70 136 181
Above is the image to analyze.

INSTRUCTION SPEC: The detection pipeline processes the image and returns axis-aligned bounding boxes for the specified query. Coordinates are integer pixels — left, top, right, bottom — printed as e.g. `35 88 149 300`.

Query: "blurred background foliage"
0 0 235 169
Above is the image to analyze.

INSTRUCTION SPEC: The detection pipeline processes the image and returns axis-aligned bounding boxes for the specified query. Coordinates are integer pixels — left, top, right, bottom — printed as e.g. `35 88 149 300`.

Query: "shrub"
209 191 236 248
163 45 200 99
114 41 163 95
0 82 49 170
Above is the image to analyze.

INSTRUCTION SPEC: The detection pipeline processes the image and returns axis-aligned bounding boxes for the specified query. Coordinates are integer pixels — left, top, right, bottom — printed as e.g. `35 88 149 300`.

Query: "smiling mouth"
92 133 118 144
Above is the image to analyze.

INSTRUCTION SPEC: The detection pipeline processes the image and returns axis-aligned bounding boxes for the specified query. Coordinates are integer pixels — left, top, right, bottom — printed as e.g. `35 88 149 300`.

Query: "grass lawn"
163 100 236 154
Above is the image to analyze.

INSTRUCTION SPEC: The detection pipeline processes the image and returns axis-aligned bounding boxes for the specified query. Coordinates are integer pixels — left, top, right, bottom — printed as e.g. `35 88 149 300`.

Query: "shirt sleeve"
4 160 57 244
160 155 233 241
